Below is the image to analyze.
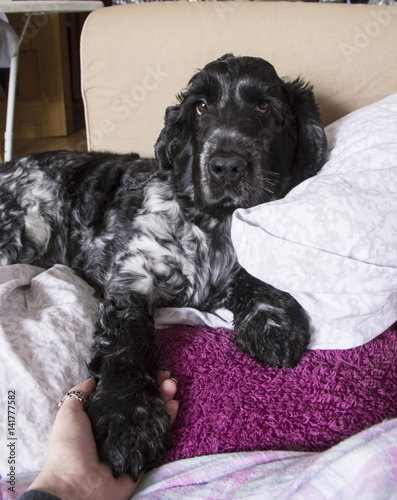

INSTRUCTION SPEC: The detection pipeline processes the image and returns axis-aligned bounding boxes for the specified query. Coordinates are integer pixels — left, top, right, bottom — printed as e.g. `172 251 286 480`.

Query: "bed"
1 2 397 498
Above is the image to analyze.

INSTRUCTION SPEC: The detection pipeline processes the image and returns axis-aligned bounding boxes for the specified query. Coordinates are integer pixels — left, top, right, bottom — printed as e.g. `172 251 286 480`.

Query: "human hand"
28 371 178 500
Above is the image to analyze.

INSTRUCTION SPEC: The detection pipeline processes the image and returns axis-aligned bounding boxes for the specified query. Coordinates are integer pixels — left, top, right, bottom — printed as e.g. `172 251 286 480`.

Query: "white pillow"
231 94 397 350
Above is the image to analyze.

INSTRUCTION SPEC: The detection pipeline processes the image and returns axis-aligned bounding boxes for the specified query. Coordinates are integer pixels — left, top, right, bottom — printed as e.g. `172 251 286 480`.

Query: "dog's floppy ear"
155 105 185 171
283 78 328 184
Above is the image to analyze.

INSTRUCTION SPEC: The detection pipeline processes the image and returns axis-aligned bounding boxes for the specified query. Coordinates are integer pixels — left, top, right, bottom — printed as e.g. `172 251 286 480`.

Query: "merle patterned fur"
0 55 327 480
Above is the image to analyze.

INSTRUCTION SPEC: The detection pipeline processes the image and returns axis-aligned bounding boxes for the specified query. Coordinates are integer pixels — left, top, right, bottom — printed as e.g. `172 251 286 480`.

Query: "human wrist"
28 469 74 499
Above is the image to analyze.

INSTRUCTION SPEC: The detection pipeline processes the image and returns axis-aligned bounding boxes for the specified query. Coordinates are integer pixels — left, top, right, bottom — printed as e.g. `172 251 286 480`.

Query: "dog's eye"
256 101 270 114
196 101 208 116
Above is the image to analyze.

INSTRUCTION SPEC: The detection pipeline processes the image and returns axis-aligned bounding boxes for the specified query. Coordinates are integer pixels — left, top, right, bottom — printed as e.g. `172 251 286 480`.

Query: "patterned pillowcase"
232 93 397 350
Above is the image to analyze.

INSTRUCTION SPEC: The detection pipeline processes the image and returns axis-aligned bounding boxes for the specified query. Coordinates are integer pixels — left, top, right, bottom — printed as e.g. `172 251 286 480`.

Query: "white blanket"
0 265 98 475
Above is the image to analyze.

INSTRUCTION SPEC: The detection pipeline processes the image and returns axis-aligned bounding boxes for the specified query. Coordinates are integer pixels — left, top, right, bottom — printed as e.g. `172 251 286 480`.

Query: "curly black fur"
0 55 327 480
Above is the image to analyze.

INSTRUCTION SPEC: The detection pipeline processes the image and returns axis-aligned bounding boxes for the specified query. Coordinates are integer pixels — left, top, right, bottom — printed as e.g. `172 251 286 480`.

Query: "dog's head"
155 54 327 217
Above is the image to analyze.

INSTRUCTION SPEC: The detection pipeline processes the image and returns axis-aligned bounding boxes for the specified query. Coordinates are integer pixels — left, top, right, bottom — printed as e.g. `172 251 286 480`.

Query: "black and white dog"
0 55 327 480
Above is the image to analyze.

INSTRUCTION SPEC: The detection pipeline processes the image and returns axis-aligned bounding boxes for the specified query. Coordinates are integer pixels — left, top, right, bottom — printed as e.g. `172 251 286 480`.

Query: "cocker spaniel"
0 54 327 480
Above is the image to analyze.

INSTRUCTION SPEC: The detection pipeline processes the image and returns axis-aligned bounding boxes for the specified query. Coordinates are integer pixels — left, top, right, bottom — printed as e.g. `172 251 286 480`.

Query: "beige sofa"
81 1 397 157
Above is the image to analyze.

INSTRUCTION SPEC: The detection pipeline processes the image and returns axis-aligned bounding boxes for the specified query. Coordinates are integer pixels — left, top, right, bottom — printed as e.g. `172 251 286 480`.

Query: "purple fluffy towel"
155 324 397 464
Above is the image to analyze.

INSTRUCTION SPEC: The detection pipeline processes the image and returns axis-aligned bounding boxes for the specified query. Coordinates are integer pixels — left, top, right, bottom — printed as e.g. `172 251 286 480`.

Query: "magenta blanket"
155 324 397 464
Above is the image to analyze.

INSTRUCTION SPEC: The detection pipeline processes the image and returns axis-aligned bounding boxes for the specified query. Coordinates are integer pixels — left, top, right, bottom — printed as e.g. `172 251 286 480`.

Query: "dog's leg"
84 282 170 481
232 268 310 368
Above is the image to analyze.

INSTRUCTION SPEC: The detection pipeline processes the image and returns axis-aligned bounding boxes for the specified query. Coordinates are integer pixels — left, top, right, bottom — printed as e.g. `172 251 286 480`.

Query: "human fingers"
159 378 178 426
71 377 97 397
98 464 138 500
159 377 177 403
165 399 179 426
157 369 171 386
114 473 138 499
53 377 97 450
58 377 96 411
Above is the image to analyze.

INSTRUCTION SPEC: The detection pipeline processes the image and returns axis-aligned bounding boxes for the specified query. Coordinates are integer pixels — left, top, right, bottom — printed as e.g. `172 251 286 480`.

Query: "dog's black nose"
209 156 246 184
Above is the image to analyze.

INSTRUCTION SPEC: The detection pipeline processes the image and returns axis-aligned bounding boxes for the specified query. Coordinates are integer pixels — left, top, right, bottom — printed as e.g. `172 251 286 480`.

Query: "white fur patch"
21 170 55 251
239 302 283 330
117 179 235 309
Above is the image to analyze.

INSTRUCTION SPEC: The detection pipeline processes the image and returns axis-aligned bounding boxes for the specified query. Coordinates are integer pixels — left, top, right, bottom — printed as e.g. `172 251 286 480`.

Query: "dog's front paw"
233 294 310 368
85 379 171 481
